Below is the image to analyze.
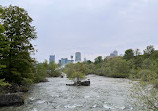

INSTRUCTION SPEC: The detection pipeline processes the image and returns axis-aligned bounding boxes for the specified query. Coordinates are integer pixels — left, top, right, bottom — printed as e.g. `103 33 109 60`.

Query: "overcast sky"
1 0 158 62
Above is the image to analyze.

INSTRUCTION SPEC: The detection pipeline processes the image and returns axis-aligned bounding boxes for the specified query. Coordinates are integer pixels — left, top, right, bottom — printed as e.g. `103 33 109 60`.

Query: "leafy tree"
134 49 141 56
149 50 158 60
86 60 92 64
123 49 134 60
34 61 48 83
144 45 155 55
64 62 86 81
0 5 10 86
47 62 61 77
112 58 130 78
1 5 36 84
94 56 103 64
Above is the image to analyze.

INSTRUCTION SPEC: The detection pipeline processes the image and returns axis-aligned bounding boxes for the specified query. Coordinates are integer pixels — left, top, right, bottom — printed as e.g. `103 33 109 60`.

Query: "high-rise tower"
75 52 81 62
49 55 55 63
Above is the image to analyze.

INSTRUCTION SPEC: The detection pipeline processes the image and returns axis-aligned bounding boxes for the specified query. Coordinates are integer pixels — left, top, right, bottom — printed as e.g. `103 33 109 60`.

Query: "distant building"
113 50 118 56
110 50 118 56
84 58 87 62
106 50 118 60
61 58 68 65
110 53 115 56
49 55 55 63
59 58 74 66
59 60 61 64
75 52 81 62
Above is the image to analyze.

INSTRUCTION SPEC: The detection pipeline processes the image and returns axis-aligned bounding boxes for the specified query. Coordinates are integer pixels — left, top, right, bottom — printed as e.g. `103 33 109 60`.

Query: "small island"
64 62 90 86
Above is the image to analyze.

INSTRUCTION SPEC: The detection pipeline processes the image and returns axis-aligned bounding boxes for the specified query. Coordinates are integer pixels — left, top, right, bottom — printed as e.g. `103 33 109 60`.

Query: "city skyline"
52 50 120 63
1 0 158 62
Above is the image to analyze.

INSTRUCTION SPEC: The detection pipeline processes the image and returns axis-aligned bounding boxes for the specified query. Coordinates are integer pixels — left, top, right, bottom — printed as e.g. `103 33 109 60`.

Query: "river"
0 74 137 111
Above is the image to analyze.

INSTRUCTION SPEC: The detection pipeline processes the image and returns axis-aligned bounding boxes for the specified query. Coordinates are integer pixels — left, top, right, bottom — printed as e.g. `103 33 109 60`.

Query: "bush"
138 70 158 82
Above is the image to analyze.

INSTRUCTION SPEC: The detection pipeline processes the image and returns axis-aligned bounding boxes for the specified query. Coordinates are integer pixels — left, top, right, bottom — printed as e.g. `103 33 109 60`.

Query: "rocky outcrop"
66 80 90 86
0 93 24 106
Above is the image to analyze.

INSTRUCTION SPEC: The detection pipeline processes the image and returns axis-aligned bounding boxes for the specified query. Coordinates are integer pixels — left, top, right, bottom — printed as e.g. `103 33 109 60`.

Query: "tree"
94 56 103 64
144 45 155 55
123 49 134 60
143 45 155 59
34 61 48 83
47 62 61 77
86 60 92 64
0 6 10 86
149 50 158 60
134 49 141 56
1 5 37 84
65 62 86 82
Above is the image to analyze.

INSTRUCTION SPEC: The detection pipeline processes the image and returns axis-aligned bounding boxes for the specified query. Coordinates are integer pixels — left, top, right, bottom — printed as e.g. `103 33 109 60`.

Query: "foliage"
86 57 130 78
0 5 36 84
64 62 86 81
94 56 103 64
0 6 10 87
144 45 155 55
47 61 61 77
33 61 48 83
131 74 158 110
123 49 134 60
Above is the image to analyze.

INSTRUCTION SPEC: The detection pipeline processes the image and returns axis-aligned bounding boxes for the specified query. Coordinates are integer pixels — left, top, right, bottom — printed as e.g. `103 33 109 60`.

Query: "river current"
0 74 137 111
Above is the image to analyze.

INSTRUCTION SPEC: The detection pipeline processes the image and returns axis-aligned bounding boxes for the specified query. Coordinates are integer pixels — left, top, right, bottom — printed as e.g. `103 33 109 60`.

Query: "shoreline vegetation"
0 5 158 110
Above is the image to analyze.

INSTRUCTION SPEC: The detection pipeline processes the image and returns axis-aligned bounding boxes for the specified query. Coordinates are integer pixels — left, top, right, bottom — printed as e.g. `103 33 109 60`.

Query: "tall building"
49 55 55 63
75 52 81 62
113 50 118 56
110 50 118 56
84 58 87 62
59 58 74 66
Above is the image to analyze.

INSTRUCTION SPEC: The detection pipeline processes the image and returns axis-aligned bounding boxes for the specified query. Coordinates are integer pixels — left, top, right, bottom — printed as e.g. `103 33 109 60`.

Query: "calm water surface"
0 74 137 111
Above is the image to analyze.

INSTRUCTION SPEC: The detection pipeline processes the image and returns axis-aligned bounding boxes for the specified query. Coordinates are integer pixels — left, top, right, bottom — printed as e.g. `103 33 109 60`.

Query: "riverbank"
0 78 49 107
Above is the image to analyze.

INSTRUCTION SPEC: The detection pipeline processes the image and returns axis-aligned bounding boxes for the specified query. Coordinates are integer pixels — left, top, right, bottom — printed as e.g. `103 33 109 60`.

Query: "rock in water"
0 93 24 106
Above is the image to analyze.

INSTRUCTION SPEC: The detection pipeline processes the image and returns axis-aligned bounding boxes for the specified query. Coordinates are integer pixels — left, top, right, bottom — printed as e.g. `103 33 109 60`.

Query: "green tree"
134 49 141 56
65 62 86 81
34 61 48 83
0 6 10 87
144 45 155 55
47 62 61 77
86 60 93 64
149 50 158 60
1 5 37 84
94 56 103 64
123 49 134 60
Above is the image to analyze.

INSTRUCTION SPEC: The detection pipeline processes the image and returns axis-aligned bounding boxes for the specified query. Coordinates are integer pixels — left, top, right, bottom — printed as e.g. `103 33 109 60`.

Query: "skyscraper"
49 55 55 63
75 52 81 62
113 50 118 56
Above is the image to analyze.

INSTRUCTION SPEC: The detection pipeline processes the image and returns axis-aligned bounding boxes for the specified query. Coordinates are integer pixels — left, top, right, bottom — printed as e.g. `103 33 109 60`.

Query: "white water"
0 75 137 111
